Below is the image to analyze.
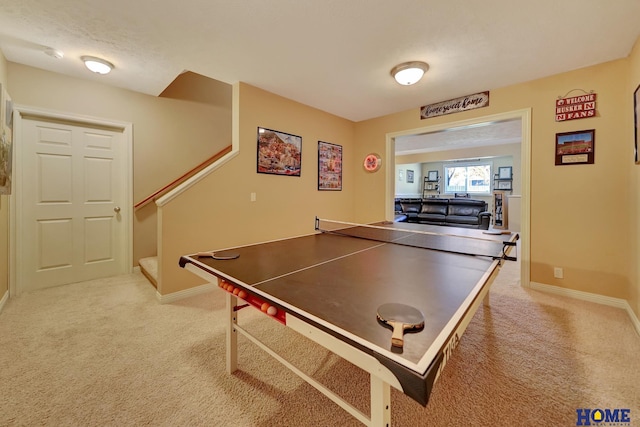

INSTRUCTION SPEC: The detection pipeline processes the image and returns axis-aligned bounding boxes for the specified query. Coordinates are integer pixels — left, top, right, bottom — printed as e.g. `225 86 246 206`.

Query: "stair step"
139 256 158 288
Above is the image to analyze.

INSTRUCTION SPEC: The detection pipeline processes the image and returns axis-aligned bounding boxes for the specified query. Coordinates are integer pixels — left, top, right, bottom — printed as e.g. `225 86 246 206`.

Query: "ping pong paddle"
376 303 425 348
196 250 240 260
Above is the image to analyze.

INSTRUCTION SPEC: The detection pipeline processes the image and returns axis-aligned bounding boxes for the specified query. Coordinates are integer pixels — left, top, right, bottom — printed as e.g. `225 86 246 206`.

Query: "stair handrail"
134 145 232 210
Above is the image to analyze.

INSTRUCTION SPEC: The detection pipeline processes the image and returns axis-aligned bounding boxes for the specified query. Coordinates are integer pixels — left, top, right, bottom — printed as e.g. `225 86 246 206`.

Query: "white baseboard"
530 281 640 337
0 290 8 314
629 305 640 337
156 283 217 304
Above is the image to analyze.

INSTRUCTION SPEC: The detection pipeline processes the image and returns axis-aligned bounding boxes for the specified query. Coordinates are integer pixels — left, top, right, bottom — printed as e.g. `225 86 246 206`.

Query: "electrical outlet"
250 192 256 202
553 267 563 279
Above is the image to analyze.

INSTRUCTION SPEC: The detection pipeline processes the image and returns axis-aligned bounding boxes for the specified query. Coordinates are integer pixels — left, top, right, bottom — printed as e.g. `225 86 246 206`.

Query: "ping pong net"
315 218 517 261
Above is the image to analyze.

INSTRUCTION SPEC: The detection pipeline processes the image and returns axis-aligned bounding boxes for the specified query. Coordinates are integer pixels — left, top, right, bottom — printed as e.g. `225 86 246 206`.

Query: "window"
443 162 492 195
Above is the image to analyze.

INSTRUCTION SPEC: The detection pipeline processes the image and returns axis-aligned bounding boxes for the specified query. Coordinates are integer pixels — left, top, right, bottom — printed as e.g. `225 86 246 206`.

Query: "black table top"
179 224 517 406
181 229 510 367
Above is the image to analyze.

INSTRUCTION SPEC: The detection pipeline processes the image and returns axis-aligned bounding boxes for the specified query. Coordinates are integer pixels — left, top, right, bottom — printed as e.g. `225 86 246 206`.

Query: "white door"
18 117 128 292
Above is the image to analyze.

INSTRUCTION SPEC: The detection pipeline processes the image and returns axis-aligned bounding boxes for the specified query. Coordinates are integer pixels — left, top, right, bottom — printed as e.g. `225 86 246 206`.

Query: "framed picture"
0 85 11 195
555 129 595 166
428 170 438 181
257 127 302 176
498 166 512 179
318 141 342 190
634 84 640 163
0 83 3 131
497 181 512 190
406 169 414 183
5 98 12 130
4 86 12 130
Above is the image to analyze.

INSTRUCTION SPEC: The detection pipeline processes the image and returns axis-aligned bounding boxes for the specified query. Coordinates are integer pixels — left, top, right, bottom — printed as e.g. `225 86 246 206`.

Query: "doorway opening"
384 109 531 288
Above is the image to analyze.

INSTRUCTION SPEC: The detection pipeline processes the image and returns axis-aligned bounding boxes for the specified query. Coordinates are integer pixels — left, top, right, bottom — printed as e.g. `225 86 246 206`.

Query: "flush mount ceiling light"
390 61 429 86
81 56 114 74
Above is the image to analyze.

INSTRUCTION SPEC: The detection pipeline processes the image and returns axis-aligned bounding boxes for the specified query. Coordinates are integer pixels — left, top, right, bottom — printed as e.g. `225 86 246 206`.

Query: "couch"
395 198 491 229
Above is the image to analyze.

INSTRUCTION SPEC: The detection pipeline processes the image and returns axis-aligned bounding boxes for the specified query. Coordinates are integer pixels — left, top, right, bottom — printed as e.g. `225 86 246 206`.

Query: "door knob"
114 206 121 213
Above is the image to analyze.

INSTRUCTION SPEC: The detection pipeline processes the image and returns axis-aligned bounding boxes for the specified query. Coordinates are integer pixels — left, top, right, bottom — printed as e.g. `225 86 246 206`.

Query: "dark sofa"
395 198 491 229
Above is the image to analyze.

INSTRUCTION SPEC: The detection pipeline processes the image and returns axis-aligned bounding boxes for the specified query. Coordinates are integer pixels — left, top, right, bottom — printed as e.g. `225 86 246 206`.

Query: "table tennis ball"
260 302 269 312
267 306 277 316
238 290 247 300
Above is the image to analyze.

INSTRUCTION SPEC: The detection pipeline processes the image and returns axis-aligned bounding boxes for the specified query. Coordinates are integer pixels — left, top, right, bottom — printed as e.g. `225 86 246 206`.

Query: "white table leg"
226 291 238 374
370 375 391 427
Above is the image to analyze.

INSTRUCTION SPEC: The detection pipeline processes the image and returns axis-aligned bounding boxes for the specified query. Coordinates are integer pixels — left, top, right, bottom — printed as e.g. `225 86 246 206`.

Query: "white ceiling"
0 0 639 123
395 119 522 155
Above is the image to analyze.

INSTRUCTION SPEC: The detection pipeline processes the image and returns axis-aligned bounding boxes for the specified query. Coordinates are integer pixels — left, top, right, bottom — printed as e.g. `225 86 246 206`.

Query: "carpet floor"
0 260 638 426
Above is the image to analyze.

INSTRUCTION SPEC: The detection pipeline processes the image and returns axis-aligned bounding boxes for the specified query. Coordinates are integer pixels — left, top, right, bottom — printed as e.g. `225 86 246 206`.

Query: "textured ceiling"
1 0 639 123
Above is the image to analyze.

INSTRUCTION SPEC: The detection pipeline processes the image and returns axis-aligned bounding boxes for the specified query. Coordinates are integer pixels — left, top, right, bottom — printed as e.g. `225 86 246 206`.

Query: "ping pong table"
179 218 518 426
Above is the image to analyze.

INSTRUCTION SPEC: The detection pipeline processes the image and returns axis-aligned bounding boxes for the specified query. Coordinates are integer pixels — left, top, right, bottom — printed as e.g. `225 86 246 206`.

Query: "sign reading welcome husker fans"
555 93 597 122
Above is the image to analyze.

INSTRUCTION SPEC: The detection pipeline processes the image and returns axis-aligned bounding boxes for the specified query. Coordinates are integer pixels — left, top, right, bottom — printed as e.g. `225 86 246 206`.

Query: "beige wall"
160 54 640 319
3 43 639 319
355 58 635 312
0 51 8 301
7 63 232 265
159 83 356 295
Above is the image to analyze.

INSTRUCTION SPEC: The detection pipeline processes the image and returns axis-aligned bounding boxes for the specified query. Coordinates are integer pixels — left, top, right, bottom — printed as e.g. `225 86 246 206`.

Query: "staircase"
134 144 233 292
139 257 158 288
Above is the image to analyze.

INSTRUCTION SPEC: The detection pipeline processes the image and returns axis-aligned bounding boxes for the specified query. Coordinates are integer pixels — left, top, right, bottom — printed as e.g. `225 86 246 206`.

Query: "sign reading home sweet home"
555 93 597 122
420 91 490 119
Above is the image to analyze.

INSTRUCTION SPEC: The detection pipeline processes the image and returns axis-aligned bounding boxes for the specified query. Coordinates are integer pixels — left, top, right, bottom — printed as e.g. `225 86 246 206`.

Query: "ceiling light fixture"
390 61 429 86
81 56 114 74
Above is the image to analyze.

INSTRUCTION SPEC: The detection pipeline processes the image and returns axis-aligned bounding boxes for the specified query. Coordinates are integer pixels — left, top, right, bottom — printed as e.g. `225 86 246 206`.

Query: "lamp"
390 61 429 86
81 56 114 74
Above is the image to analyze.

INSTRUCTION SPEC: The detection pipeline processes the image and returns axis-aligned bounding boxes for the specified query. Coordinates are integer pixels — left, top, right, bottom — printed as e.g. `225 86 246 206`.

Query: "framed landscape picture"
257 127 302 176
318 141 342 190
555 129 595 166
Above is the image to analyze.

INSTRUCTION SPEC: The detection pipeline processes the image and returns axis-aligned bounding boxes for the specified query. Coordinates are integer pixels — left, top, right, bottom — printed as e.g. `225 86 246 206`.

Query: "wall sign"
555 92 597 122
363 153 382 172
420 92 490 119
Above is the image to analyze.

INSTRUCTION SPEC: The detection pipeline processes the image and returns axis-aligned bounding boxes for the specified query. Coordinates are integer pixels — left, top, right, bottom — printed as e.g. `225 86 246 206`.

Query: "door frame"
384 108 531 288
9 105 133 296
